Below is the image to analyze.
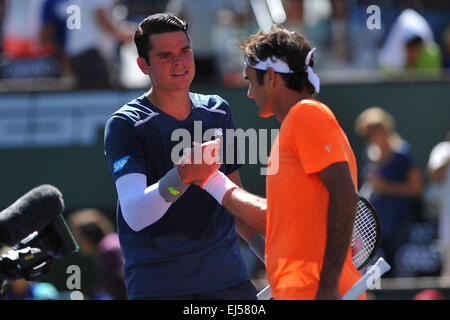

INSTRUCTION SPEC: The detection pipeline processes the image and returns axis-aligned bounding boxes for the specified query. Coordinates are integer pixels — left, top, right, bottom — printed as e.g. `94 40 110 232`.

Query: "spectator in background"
40 0 134 88
426 132 450 276
345 0 392 70
4 279 59 300
0 0 52 59
0 0 5 54
282 0 352 71
355 107 423 277
442 24 450 71
166 0 249 83
378 8 442 75
282 0 305 32
329 0 350 67
121 0 169 21
40 0 72 77
0 0 58 78
68 208 127 300
211 4 253 87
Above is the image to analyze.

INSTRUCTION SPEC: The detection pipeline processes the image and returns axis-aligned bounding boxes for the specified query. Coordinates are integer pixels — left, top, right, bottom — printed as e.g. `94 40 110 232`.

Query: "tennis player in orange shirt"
186 25 365 300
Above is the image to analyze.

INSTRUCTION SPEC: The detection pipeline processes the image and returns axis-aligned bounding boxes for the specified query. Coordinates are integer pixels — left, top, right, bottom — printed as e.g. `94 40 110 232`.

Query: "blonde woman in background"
426 132 450 276
355 107 423 277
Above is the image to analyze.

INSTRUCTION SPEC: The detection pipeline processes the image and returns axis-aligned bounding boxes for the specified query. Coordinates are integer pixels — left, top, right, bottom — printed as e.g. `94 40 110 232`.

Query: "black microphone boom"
0 184 64 246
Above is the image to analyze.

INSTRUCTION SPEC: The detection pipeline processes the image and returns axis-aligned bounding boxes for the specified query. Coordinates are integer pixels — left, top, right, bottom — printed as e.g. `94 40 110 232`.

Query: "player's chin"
258 106 275 118
259 112 274 118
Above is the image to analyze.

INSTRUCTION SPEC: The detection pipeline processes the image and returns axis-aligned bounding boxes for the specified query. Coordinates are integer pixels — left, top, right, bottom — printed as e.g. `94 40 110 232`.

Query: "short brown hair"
134 13 189 64
240 24 316 94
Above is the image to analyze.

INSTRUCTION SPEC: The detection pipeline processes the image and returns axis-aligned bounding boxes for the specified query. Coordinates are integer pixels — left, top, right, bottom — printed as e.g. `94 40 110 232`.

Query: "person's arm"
315 161 358 300
196 169 266 236
115 173 172 231
196 169 266 261
95 7 133 43
116 155 221 232
109 126 220 231
225 170 266 240
429 160 450 182
370 167 422 196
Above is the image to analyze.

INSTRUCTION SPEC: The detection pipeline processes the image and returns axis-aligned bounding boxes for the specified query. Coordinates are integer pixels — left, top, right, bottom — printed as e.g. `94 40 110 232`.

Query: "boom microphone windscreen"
0 185 64 246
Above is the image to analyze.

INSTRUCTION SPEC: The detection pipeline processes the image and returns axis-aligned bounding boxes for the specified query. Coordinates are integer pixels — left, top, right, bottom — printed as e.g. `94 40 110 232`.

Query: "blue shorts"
135 281 257 300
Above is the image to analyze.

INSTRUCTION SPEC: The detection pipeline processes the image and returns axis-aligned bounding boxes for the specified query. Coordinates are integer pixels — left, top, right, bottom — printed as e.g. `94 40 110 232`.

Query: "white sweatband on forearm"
249 233 266 263
116 173 172 232
201 170 238 204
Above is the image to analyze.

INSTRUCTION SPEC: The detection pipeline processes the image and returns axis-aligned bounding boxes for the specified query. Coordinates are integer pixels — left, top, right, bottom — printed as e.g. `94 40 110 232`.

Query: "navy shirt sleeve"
104 116 147 181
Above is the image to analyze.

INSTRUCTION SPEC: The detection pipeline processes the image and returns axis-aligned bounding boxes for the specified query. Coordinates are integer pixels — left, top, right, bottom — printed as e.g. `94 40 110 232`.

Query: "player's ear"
265 68 276 87
137 57 150 75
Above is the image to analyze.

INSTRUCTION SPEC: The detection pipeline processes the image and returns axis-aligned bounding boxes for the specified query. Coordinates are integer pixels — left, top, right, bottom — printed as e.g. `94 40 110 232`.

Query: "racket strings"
352 200 377 269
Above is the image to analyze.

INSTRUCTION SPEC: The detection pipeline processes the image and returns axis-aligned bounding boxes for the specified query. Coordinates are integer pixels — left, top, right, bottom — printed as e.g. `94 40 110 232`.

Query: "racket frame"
355 196 381 270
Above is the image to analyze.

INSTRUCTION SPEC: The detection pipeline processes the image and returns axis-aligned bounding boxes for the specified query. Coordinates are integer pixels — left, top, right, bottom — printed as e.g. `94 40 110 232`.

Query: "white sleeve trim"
115 173 172 231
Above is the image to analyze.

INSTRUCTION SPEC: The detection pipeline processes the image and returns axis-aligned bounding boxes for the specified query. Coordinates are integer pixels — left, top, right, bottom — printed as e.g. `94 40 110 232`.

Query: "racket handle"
257 284 272 300
342 257 391 300
249 233 266 263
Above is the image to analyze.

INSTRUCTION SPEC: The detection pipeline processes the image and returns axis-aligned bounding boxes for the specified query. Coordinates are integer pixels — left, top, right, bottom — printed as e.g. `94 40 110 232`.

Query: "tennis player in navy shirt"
104 13 259 300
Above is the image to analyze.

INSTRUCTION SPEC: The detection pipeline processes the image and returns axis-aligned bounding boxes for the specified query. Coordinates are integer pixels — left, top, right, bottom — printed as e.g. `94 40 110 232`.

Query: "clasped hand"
176 139 221 185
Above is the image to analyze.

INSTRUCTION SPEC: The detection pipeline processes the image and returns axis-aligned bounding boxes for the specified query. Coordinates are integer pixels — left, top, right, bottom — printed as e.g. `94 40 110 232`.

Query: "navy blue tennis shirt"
104 92 250 299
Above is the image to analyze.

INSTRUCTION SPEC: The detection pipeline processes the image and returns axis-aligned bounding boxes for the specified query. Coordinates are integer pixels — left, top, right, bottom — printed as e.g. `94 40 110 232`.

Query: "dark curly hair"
240 25 316 95
134 13 190 64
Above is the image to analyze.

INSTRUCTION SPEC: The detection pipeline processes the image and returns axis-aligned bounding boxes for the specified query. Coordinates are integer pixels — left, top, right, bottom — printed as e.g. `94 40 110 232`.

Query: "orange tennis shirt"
265 99 365 300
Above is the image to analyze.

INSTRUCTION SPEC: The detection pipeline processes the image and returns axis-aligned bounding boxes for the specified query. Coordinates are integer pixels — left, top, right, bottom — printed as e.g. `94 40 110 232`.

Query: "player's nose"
172 54 186 65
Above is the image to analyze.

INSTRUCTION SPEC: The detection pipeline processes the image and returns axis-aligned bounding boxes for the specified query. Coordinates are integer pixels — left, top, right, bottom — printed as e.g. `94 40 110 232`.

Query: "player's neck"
276 88 313 122
146 87 192 120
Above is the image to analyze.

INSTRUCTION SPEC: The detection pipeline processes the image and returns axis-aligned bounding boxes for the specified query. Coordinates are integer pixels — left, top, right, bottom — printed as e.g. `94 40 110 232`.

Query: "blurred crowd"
355 108 449 279
0 0 449 89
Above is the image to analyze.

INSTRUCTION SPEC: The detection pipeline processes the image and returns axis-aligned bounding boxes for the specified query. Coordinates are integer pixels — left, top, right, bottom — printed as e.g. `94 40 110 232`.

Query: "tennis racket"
351 195 381 271
256 195 383 300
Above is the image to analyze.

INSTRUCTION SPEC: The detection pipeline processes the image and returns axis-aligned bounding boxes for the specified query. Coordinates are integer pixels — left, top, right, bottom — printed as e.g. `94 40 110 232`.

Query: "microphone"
0 184 64 246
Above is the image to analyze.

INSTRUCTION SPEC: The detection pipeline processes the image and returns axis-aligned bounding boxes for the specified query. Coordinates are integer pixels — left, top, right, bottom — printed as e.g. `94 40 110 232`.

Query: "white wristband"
201 171 237 204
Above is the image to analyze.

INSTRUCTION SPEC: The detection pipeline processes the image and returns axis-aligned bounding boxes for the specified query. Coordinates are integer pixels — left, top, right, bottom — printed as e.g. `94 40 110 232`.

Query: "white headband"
244 47 320 93
244 56 294 74
305 48 320 93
